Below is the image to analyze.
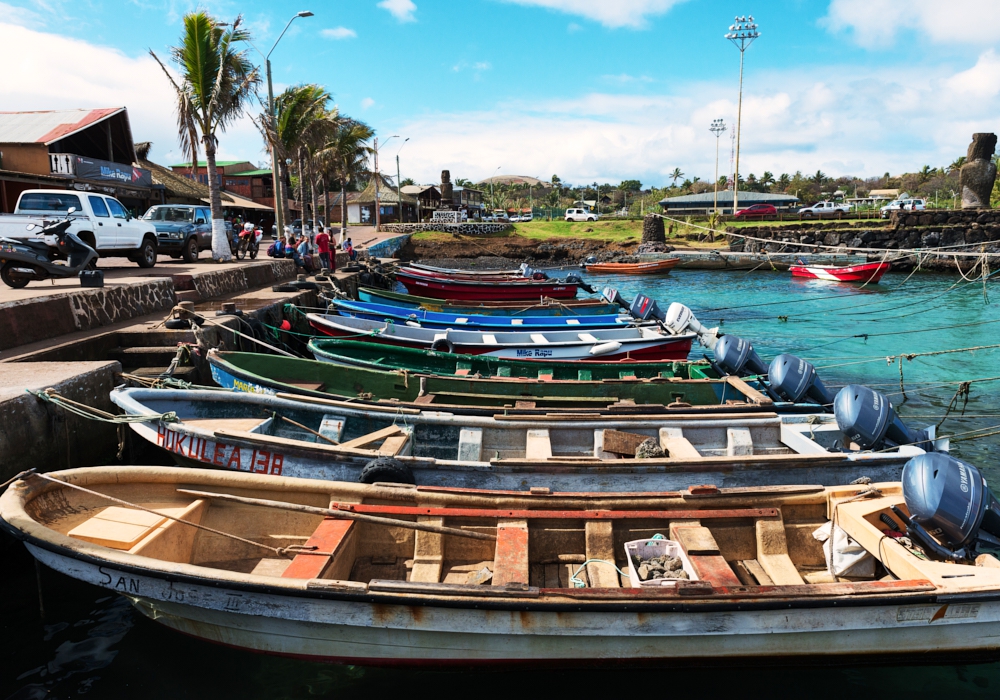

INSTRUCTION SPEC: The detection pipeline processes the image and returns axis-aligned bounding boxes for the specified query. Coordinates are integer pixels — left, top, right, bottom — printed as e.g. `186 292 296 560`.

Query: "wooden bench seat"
492 519 529 586
669 521 742 587
282 518 356 580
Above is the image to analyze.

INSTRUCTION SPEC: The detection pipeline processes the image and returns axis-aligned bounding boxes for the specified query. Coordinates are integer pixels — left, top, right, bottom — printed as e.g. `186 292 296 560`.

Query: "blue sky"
3 0 1000 187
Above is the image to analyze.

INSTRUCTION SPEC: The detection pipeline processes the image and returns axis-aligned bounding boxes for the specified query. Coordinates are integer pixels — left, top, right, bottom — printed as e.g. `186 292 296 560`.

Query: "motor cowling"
833 384 931 451
629 293 664 322
768 353 834 405
663 302 719 349
602 286 627 309
713 334 768 377
563 273 593 293
902 453 1000 550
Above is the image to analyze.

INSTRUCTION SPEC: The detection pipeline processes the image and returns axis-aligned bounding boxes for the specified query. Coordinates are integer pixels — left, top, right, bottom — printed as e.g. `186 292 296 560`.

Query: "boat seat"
669 522 742 587
184 417 268 433
577 369 592 381
537 370 554 381
457 427 484 461
496 366 512 377
619 371 638 380
727 427 754 456
734 559 775 586
284 381 326 392
455 318 468 324
68 506 185 550
659 427 701 459
338 425 411 456
410 517 445 583
454 368 471 376
129 500 208 563
601 429 650 456
492 519 529 586
525 429 553 459
566 319 580 325
578 333 599 343
482 334 498 345
282 518 356 580
530 334 549 344
755 516 804 585
511 319 523 325
585 521 622 588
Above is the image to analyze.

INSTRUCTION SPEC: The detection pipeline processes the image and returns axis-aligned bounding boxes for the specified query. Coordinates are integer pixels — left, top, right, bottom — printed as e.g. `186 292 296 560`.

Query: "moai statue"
960 133 997 209
440 169 454 209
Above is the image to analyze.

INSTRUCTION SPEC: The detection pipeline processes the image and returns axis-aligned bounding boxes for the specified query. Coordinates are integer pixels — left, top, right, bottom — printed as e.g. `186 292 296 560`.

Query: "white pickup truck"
797 201 852 217
0 189 158 268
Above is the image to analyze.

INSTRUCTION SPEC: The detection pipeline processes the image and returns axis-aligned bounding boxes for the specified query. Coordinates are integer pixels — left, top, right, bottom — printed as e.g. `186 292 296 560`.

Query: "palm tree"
948 157 966 174
669 167 684 187
152 12 259 261
918 165 933 183
760 171 775 191
777 173 791 191
325 119 374 240
811 170 828 185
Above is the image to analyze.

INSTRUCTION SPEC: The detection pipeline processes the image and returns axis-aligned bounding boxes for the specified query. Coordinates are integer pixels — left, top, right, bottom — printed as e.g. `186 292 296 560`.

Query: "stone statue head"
441 170 451 184
967 133 997 162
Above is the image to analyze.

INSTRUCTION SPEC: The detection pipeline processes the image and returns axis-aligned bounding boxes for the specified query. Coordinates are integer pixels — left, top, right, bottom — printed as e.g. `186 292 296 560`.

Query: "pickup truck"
0 189 158 267
798 201 852 218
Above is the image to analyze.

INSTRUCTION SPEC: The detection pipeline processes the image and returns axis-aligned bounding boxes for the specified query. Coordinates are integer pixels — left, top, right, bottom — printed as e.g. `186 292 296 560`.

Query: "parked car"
492 210 510 223
734 204 777 219
565 208 597 222
509 213 521 223
520 211 533 222
798 201 852 217
880 199 927 218
0 189 158 267
142 205 212 262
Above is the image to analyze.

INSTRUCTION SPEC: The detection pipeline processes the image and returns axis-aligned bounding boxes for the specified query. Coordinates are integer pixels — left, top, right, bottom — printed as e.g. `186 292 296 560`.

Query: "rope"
28 389 178 425
569 559 631 588
937 382 972 429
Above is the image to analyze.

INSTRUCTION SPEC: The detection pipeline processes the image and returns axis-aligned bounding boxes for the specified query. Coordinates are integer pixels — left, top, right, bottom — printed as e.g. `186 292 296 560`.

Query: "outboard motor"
898 453 1000 561
833 384 933 452
713 334 769 377
581 255 597 269
521 264 548 280
662 302 720 349
768 353 834 406
629 293 664 323
564 272 594 294
602 286 628 310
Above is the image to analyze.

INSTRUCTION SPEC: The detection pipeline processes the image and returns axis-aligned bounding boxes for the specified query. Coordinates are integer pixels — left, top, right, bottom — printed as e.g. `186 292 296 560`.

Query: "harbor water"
3 267 1000 698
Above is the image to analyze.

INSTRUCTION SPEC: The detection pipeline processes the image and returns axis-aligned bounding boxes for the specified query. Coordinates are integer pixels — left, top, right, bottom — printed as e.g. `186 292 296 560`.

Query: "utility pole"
373 137 381 231
710 118 727 214
395 137 408 223
726 15 760 215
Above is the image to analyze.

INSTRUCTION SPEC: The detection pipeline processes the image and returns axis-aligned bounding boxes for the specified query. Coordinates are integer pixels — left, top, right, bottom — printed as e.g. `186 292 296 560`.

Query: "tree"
669 168 684 186
777 173 791 191
811 170 828 185
619 179 642 192
948 156 967 173
152 11 260 261
325 119 374 240
760 171 775 190
454 178 473 187
918 165 932 183
550 174 561 186
400 177 415 187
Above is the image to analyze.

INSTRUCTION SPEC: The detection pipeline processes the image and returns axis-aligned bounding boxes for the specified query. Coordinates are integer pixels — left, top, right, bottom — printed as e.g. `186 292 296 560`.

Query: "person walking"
315 225 332 271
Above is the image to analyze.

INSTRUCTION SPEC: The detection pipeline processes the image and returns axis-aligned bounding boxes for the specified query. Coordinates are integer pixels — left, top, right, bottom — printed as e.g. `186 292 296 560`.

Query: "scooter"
0 208 99 288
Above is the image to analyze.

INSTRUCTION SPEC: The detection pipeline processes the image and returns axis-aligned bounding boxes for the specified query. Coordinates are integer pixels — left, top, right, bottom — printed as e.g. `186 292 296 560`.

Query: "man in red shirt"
315 225 333 271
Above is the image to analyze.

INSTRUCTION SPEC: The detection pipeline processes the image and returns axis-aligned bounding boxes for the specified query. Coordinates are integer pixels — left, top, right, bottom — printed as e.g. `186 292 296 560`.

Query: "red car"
734 203 777 218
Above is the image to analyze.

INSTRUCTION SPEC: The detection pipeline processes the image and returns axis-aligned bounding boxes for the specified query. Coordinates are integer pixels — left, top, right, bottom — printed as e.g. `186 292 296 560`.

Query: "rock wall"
381 222 513 235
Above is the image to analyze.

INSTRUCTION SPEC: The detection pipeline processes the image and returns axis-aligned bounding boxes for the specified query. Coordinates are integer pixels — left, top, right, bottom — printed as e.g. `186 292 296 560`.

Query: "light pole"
725 15 760 215
395 137 409 222
709 118 727 214
373 134 398 231
250 10 313 240
489 166 501 213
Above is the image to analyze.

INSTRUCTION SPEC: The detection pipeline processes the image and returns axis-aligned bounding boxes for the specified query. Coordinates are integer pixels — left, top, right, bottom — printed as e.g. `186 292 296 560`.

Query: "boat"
585 258 680 275
327 298 640 331
408 262 524 276
8 463 997 664
306 313 694 361
208 348 779 416
789 262 891 283
357 287 621 316
396 268 579 302
109 386 923 489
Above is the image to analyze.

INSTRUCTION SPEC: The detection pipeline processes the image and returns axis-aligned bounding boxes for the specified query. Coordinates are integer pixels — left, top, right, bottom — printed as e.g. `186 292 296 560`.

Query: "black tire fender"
359 456 415 485
430 338 455 353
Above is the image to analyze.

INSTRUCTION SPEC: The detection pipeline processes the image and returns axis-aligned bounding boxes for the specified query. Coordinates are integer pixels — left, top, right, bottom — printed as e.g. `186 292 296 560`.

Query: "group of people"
265 225 356 273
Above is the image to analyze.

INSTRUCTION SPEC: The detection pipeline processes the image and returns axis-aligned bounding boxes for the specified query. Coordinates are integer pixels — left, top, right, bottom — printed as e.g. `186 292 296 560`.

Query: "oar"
176 488 496 541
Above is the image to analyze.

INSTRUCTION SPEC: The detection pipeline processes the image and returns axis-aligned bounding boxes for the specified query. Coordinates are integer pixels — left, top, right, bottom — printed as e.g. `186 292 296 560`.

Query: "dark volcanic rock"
641 214 666 244
960 133 998 209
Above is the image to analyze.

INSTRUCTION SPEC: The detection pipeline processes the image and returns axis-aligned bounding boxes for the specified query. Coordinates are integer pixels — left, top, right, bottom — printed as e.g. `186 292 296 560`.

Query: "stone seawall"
381 222 513 235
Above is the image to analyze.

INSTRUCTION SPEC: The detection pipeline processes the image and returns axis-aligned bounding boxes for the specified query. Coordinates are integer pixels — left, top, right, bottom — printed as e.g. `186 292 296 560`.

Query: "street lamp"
709 118 727 214
396 137 409 222
489 166 501 212
248 10 314 240
725 15 760 215
372 135 398 231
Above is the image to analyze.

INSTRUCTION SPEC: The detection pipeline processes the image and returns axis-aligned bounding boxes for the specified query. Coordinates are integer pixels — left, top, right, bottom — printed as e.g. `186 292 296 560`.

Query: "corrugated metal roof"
0 108 124 145
171 160 251 168
659 191 800 206
228 168 272 176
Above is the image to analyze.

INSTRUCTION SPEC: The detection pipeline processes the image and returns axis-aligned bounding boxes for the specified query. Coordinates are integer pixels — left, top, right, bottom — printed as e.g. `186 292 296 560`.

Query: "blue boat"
356 287 621 316
328 298 646 331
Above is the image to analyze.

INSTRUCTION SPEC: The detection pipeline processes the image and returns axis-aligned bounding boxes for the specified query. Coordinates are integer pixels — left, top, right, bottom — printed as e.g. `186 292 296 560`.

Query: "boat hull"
358 288 620 316
397 270 578 301
585 258 680 275
24 544 1000 665
789 262 891 283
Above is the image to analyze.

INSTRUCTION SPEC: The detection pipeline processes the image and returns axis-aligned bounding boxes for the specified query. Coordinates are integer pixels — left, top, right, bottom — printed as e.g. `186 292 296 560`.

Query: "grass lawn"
513 219 642 241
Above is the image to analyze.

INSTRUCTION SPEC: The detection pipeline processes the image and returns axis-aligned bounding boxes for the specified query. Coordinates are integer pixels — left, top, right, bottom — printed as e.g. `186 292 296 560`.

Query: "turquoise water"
3 268 1000 698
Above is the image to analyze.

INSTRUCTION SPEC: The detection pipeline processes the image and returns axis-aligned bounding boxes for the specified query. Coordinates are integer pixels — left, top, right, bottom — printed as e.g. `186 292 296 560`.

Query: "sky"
3 0 1000 188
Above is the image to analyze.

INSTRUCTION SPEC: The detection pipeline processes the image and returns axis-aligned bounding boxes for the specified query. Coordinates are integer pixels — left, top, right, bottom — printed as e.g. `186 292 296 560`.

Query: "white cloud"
500 0 686 29
824 0 1000 47
947 49 1000 98
474 62 492 71
0 21 265 165
360 97 375 110
602 73 653 84
0 1 43 28
378 0 417 23
320 26 357 40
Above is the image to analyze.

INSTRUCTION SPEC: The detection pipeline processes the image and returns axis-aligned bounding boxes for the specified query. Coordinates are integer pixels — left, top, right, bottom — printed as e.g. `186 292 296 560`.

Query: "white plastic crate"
624 537 699 587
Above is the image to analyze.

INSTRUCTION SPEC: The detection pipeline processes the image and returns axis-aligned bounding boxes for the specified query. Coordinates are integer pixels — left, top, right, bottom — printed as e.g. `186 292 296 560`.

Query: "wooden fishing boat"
328 298 638 331
9 465 996 665
396 268 579 301
789 262 891 283
400 266 526 281
585 258 680 275
110 386 925 489
306 313 694 361
408 262 523 276
208 349 781 416
358 287 618 315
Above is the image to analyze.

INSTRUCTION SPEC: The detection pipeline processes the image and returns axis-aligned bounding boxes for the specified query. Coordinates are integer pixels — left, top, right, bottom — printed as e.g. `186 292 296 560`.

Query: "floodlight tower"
725 15 760 214
709 118 727 214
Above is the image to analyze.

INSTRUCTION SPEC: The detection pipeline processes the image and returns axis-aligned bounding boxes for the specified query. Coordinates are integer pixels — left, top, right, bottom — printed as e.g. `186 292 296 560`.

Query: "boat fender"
589 341 622 356
405 321 422 328
431 338 456 353
359 457 415 485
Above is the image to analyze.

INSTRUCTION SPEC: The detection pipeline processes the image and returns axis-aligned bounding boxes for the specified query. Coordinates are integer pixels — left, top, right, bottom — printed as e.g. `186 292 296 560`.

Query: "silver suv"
565 208 597 222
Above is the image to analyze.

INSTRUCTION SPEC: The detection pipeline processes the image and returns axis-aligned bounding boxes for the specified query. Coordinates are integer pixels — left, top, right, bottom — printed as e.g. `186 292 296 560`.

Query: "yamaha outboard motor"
898 453 1000 561
563 272 594 294
713 334 768 377
768 353 834 406
662 302 720 349
833 384 933 451
602 286 628 310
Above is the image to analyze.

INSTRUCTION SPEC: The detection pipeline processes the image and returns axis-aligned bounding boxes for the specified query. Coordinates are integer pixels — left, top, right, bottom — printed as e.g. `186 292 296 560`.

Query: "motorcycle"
0 208 99 288
236 227 261 260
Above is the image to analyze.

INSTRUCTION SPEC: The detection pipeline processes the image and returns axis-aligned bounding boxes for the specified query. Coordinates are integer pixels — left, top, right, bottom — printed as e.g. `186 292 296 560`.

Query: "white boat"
110 387 933 491
306 313 696 362
5 465 1000 665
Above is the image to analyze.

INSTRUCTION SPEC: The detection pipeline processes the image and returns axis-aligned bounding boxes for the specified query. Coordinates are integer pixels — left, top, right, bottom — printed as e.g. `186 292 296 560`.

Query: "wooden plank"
334 502 777 520
585 520 621 588
129 499 207 563
378 433 410 456
338 425 403 450
727 427 754 457
725 375 772 405
673 526 720 555
413 394 436 404
661 437 701 459
492 519 529 586
740 559 774 586
756 517 805 585
602 430 650 456
69 506 169 550
282 518 355 580
284 381 326 392
410 517 445 583
524 429 552 459
185 417 267 433
275 392 421 415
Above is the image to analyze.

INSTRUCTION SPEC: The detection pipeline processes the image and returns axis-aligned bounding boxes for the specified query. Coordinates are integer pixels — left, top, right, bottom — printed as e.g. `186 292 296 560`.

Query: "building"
453 186 485 219
658 190 800 215
171 160 281 228
401 185 441 221
0 107 156 214
354 178 418 224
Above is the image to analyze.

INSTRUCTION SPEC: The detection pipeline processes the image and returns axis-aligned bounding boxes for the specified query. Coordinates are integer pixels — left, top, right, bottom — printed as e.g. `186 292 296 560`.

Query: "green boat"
208 348 776 416
357 287 620 316
308 338 718 381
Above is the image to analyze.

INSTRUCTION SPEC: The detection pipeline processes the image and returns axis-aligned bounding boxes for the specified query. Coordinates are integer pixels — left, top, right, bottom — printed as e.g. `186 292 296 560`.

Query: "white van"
565 208 597 222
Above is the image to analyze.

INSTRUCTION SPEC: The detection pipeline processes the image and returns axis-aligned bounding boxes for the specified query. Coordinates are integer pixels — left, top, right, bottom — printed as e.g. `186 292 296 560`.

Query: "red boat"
789 261 891 284
396 267 579 301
